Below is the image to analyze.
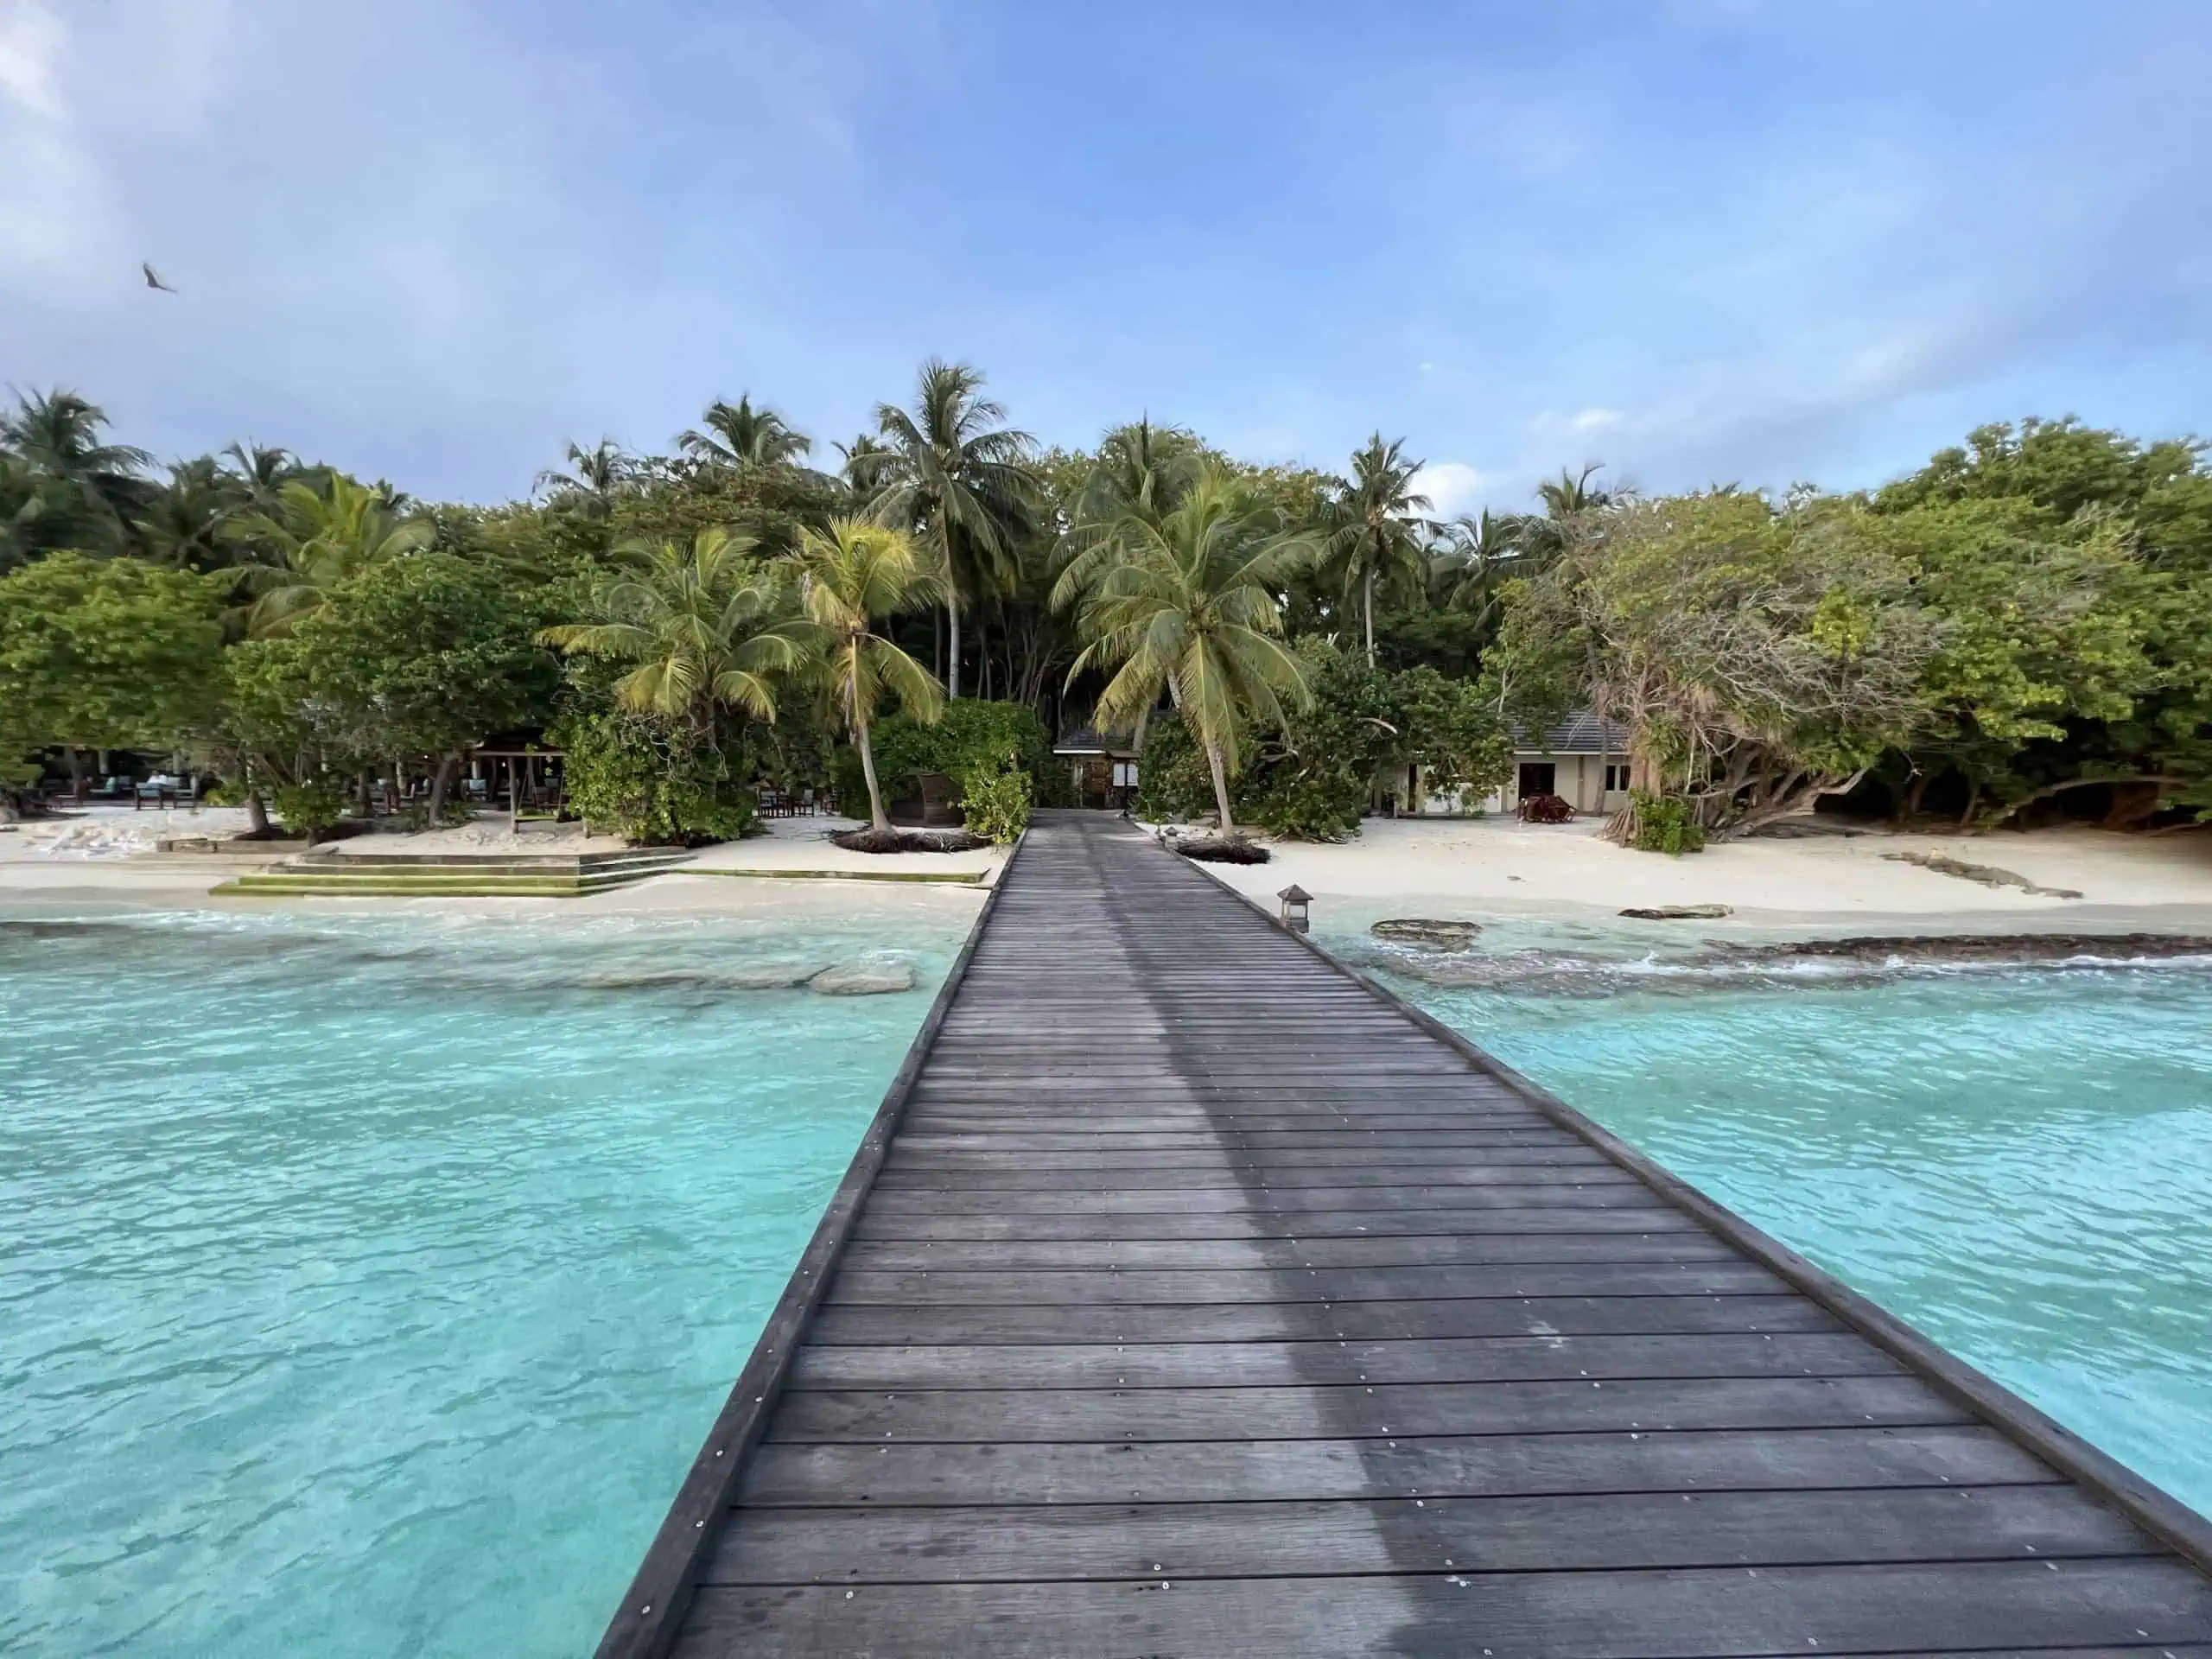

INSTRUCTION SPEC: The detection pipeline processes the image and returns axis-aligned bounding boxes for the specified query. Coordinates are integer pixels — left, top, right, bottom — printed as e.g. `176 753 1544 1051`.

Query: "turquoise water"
1349 931 2212 1518
1 905 963 1657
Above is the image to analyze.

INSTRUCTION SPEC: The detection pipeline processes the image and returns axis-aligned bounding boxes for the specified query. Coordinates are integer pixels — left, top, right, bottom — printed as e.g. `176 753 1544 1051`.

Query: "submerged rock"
1703 932 2212 966
810 959 918 995
1619 904 1733 920
1885 850 2082 899
1371 918 1483 950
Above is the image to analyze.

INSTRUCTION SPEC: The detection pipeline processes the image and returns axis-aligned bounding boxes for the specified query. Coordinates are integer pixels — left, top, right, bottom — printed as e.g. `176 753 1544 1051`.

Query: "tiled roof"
1510 709 1629 754
1053 725 1141 756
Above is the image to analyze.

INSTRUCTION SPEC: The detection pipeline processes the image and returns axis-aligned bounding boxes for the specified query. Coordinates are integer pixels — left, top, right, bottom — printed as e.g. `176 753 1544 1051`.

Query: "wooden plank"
849 1204 1697 1243
588 840 1015 1659
872 1165 1642 1189
789 1332 1901 1390
823 1260 1789 1305
805 1294 1844 1347
766 1374 1966 1444
741 1424 2050 1507
673 1560 2212 1659
861 1183 1667 1216
883 1145 1613 1170
838 1232 1732 1270
705 1485 2156 1584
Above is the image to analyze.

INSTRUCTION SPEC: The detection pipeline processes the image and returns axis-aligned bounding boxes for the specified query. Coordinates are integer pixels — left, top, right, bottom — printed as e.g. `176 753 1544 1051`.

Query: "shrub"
398 796 479 832
959 762 1032 843
271 779 347 840
830 701 1062 817
555 709 760 845
1630 790 1707 855
1516 792 1576 824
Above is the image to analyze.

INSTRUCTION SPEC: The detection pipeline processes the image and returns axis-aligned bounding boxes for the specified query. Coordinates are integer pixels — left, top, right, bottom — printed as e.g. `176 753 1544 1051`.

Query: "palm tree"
1514 463 1624 565
791 517 946 835
537 527 814 731
0 388 152 553
221 442 300 509
229 474 434 635
139 456 248 570
1321 434 1433 667
1067 465 1315 833
679 395 811 470
535 439 635 512
835 434 894 497
1053 417 1207 604
868 359 1039 700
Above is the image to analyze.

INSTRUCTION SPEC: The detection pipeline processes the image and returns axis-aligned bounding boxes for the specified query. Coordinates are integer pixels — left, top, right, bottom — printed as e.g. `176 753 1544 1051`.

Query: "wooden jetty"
604 810 2212 1657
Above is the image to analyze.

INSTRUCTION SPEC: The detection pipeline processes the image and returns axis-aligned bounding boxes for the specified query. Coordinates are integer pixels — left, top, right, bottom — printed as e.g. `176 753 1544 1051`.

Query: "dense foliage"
1138 642 1510 839
3 378 2204 852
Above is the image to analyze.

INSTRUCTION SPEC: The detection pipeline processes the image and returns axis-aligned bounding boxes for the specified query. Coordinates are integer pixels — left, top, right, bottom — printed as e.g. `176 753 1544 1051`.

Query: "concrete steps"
213 848 696 898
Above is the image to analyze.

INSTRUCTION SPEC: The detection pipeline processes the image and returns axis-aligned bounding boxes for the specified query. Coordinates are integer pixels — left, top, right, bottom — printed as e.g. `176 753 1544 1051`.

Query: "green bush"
554 709 760 845
830 701 1062 817
1630 790 1707 855
959 762 1032 843
271 779 347 840
398 795 479 831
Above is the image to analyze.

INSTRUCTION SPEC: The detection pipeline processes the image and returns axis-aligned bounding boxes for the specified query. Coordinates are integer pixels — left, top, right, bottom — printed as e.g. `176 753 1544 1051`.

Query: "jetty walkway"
607 811 2212 1657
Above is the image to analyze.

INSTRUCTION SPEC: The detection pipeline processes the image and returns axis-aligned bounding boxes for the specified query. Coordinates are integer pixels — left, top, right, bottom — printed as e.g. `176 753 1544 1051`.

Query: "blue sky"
3 0 2208 513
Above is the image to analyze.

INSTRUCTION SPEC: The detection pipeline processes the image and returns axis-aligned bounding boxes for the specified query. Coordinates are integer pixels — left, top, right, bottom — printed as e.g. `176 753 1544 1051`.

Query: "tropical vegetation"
2 372 2206 849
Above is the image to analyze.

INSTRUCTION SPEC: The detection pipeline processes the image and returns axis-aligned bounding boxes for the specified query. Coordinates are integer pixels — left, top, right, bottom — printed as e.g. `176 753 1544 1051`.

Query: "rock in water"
1371 918 1483 950
810 959 918 995
722 962 825 990
1618 903 1733 920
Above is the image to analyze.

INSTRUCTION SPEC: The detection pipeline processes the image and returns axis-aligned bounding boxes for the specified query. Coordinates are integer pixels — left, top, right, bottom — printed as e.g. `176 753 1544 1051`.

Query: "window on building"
1112 761 1139 788
1604 763 1631 791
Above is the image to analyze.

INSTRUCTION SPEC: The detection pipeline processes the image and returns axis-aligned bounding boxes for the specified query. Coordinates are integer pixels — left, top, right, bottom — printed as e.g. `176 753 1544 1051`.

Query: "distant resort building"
1402 709 1632 817
1053 724 1142 810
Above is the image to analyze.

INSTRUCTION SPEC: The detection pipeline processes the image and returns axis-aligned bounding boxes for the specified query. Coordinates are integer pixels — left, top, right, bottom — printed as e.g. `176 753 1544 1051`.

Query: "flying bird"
142 263 177 293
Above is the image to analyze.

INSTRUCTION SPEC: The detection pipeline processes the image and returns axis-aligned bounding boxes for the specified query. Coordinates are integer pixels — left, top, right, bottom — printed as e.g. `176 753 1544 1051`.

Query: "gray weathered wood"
630 813 2212 1659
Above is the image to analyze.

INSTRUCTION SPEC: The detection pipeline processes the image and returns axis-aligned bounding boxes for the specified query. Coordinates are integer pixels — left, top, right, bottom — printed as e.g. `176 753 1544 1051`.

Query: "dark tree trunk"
427 752 460 823
64 745 86 804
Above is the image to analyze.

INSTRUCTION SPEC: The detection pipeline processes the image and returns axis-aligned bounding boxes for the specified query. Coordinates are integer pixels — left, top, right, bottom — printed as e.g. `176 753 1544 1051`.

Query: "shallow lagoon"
1347 928 2212 1519
1 906 963 1656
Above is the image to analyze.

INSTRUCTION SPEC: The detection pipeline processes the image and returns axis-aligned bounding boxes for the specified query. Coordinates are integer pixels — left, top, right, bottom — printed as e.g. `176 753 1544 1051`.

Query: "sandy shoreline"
1182 816 2212 942
10 807 2212 940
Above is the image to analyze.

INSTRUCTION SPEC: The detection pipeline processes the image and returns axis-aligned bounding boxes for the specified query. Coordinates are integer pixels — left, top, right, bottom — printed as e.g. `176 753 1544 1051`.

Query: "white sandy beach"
1185 815 2212 938
11 804 2212 937
0 806 998 925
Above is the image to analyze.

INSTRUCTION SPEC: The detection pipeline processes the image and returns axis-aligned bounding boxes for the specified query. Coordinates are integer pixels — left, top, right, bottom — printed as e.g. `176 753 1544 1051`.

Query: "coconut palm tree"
0 388 152 555
1067 465 1316 833
1053 417 1208 606
229 474 434 635
538 526 815 732
138 456 249 570
868 359 1039 700
534 439 635 512
836 434 894 497
678 395 811 470
791 516 945 835
1320 434 1433 668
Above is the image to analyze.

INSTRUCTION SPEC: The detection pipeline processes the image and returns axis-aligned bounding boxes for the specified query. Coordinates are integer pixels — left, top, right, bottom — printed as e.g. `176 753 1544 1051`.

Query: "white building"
1400 709 1633 817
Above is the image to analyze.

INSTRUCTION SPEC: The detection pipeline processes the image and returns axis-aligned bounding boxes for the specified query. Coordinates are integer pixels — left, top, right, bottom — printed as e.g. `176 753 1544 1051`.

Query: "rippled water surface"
1 906 963 1656
1351 932 2212 1516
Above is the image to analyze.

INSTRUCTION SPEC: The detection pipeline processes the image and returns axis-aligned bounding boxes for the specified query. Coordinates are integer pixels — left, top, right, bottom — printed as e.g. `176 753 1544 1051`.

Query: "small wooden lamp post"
1276 883 1313 934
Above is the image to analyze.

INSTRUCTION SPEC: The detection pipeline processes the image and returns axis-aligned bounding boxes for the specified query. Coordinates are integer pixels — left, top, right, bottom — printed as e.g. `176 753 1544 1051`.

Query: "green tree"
1321 434 1433 667
1490 490 1941 842
534 439 636 516
678 396 811 470
868 359 1039 700
232 553 555 819
1065 465 1316 832
0 552 224 796
537 527 815 734
793 516 946 834
0 389 152 563
230 474 435 634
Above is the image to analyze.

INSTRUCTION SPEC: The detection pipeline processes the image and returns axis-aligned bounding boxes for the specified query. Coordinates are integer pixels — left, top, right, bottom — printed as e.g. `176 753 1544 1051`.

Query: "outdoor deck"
608 810 2212 1658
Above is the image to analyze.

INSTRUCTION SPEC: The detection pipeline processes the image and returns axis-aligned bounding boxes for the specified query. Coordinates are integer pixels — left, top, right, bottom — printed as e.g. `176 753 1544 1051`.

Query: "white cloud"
1413 460 1486 517
0 0 63 116
1567 407 1622 434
